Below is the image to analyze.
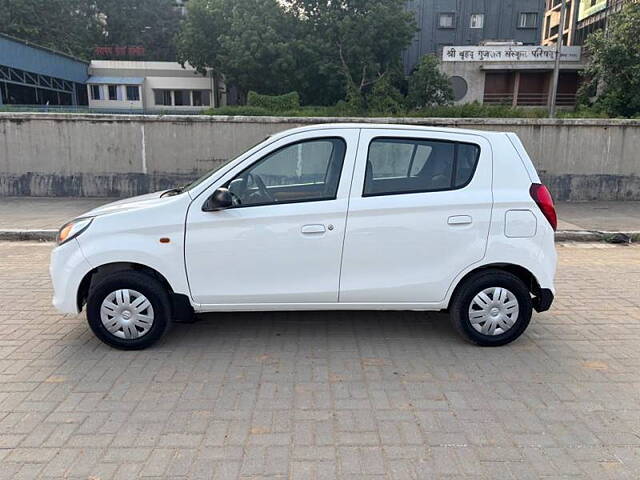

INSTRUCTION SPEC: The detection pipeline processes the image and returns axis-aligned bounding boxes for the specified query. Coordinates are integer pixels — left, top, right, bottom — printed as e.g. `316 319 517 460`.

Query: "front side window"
225 138 346 208
363 138 480 196
126 86 140 101
519 12 538 28
439 13 455 28
470 14 484 29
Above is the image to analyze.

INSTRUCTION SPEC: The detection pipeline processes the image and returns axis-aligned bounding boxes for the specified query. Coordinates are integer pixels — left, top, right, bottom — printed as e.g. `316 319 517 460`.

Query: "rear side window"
364 138 480 196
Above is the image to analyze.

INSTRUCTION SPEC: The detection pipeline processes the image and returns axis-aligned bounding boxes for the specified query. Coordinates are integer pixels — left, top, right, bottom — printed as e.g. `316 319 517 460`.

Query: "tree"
96 0 183 61
177 0 299 98
580 3 640 117
0 0 182 61
288 0 416 104
366 74 405 114
178 0 416 105
406 55 453 109
0 0 102 59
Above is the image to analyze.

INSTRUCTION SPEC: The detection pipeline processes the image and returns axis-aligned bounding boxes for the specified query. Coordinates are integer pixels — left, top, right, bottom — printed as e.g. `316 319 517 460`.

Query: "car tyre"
86 271 171 350
450 269 532 346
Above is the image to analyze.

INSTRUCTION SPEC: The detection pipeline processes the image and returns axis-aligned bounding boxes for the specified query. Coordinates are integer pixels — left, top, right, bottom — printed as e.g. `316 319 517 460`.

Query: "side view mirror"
202 187 234 212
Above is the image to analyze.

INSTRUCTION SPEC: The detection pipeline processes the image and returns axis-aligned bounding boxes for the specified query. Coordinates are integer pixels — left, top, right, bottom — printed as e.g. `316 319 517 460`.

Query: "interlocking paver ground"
0 241 639 479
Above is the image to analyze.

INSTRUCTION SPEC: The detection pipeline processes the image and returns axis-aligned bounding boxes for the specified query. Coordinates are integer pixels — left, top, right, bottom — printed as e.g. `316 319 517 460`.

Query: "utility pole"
549 0 568 117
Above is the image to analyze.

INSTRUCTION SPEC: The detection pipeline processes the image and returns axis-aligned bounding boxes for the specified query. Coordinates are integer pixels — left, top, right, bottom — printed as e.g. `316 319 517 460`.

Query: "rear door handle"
448 215 472 225
301 224 326 234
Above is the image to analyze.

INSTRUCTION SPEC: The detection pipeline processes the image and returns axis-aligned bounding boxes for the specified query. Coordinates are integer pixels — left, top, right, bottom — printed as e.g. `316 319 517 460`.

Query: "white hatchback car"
50 124 557 349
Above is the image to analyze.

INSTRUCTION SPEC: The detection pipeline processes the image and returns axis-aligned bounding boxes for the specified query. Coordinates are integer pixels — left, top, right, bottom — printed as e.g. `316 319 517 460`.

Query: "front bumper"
50 239 92 315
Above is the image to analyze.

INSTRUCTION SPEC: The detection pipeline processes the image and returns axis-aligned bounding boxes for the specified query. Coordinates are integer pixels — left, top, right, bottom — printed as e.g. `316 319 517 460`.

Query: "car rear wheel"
449 270 532 346
86 271 171 350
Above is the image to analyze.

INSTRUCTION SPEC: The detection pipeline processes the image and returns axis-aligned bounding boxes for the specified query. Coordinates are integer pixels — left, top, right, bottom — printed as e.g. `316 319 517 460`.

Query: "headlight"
57 217 94 245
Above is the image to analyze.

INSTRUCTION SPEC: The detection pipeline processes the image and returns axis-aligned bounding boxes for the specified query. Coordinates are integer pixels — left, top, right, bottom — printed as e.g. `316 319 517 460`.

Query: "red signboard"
94 46 145 57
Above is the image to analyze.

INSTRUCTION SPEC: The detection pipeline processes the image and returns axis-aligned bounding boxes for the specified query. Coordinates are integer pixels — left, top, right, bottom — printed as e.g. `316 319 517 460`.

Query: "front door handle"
448 215 473 225
301 224 326 234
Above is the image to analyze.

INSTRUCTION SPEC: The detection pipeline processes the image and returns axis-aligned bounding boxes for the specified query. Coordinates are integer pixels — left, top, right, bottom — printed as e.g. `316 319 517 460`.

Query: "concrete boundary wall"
1 113 639 200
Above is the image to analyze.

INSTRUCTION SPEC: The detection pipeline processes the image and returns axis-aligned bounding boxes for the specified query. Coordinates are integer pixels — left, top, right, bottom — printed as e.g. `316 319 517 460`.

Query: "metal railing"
0 105 212 115
515 93 549 106
554 93 577 106
0 105 90 113
482 93 514 105
483 92 577 106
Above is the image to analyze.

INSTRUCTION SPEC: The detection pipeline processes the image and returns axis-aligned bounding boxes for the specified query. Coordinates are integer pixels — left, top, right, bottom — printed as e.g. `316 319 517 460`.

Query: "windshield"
179 135 272 193
180 162 229 193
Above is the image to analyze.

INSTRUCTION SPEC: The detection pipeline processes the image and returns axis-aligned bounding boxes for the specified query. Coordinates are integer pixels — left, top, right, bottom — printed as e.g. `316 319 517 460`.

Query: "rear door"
339 129 493 304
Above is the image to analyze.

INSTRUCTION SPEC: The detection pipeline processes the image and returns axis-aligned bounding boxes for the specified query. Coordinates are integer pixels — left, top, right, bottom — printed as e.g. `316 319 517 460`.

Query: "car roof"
269 123 507 140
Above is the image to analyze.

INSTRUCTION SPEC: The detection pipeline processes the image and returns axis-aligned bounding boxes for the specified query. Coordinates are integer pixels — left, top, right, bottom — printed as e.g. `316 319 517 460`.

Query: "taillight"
530 183 557 231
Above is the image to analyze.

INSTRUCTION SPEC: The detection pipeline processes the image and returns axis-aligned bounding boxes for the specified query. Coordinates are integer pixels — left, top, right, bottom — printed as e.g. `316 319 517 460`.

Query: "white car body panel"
49 123 556 319
50 238 93 314
51 194 192 314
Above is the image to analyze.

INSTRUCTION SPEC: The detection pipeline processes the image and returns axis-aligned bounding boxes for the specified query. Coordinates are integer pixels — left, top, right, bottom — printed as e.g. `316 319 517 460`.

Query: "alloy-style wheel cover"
100 289 155 339
468 287 519 336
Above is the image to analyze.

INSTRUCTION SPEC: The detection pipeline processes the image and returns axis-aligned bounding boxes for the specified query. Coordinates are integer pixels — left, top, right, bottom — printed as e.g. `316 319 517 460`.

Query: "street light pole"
549 0 568 118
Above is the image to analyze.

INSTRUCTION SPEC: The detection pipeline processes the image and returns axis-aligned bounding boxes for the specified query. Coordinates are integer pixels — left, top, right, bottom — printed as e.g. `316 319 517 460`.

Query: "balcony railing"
483 93 514 105
483 92 577 106
515 93 549 106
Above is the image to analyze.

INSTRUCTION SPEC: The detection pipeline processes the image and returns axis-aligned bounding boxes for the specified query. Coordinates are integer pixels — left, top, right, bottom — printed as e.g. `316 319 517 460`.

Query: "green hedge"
405 102 548 118
202 105 273 116
203 102 615 119
246 91 300 111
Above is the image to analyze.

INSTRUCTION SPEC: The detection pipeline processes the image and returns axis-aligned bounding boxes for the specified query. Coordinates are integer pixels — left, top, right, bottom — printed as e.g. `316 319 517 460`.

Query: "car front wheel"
449 270 533 346
86 271 171 350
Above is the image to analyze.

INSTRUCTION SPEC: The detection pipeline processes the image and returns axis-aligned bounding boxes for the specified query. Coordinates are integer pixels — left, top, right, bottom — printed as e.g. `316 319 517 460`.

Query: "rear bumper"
533 288 554 312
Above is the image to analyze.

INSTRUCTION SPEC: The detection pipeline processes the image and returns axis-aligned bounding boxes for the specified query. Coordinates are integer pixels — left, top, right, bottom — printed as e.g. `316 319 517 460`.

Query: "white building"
87 60 226 113
439 44 586 108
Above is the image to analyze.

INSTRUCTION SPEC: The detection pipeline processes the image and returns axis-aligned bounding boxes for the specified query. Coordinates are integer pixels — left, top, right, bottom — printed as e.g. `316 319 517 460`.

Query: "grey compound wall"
1 113 639 201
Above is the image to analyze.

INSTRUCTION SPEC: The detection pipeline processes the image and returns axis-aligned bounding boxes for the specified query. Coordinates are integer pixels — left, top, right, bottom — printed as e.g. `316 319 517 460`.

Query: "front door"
185 129 359 306
339 129 493 304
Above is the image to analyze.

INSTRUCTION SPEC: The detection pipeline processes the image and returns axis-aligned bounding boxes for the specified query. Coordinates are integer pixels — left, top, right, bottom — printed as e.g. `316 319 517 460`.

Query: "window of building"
544 16 551 38
108 85 118 100
192 90 211 106
483 72 516 104
153 89 213 107
174 90 191 106
470 14 484 29
449 76 469 102
438 13 455 28
519 12 538 28
154 89 172 106
90 85 101 100
363 138 480 197
226 138 347 208
126 86 140 101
